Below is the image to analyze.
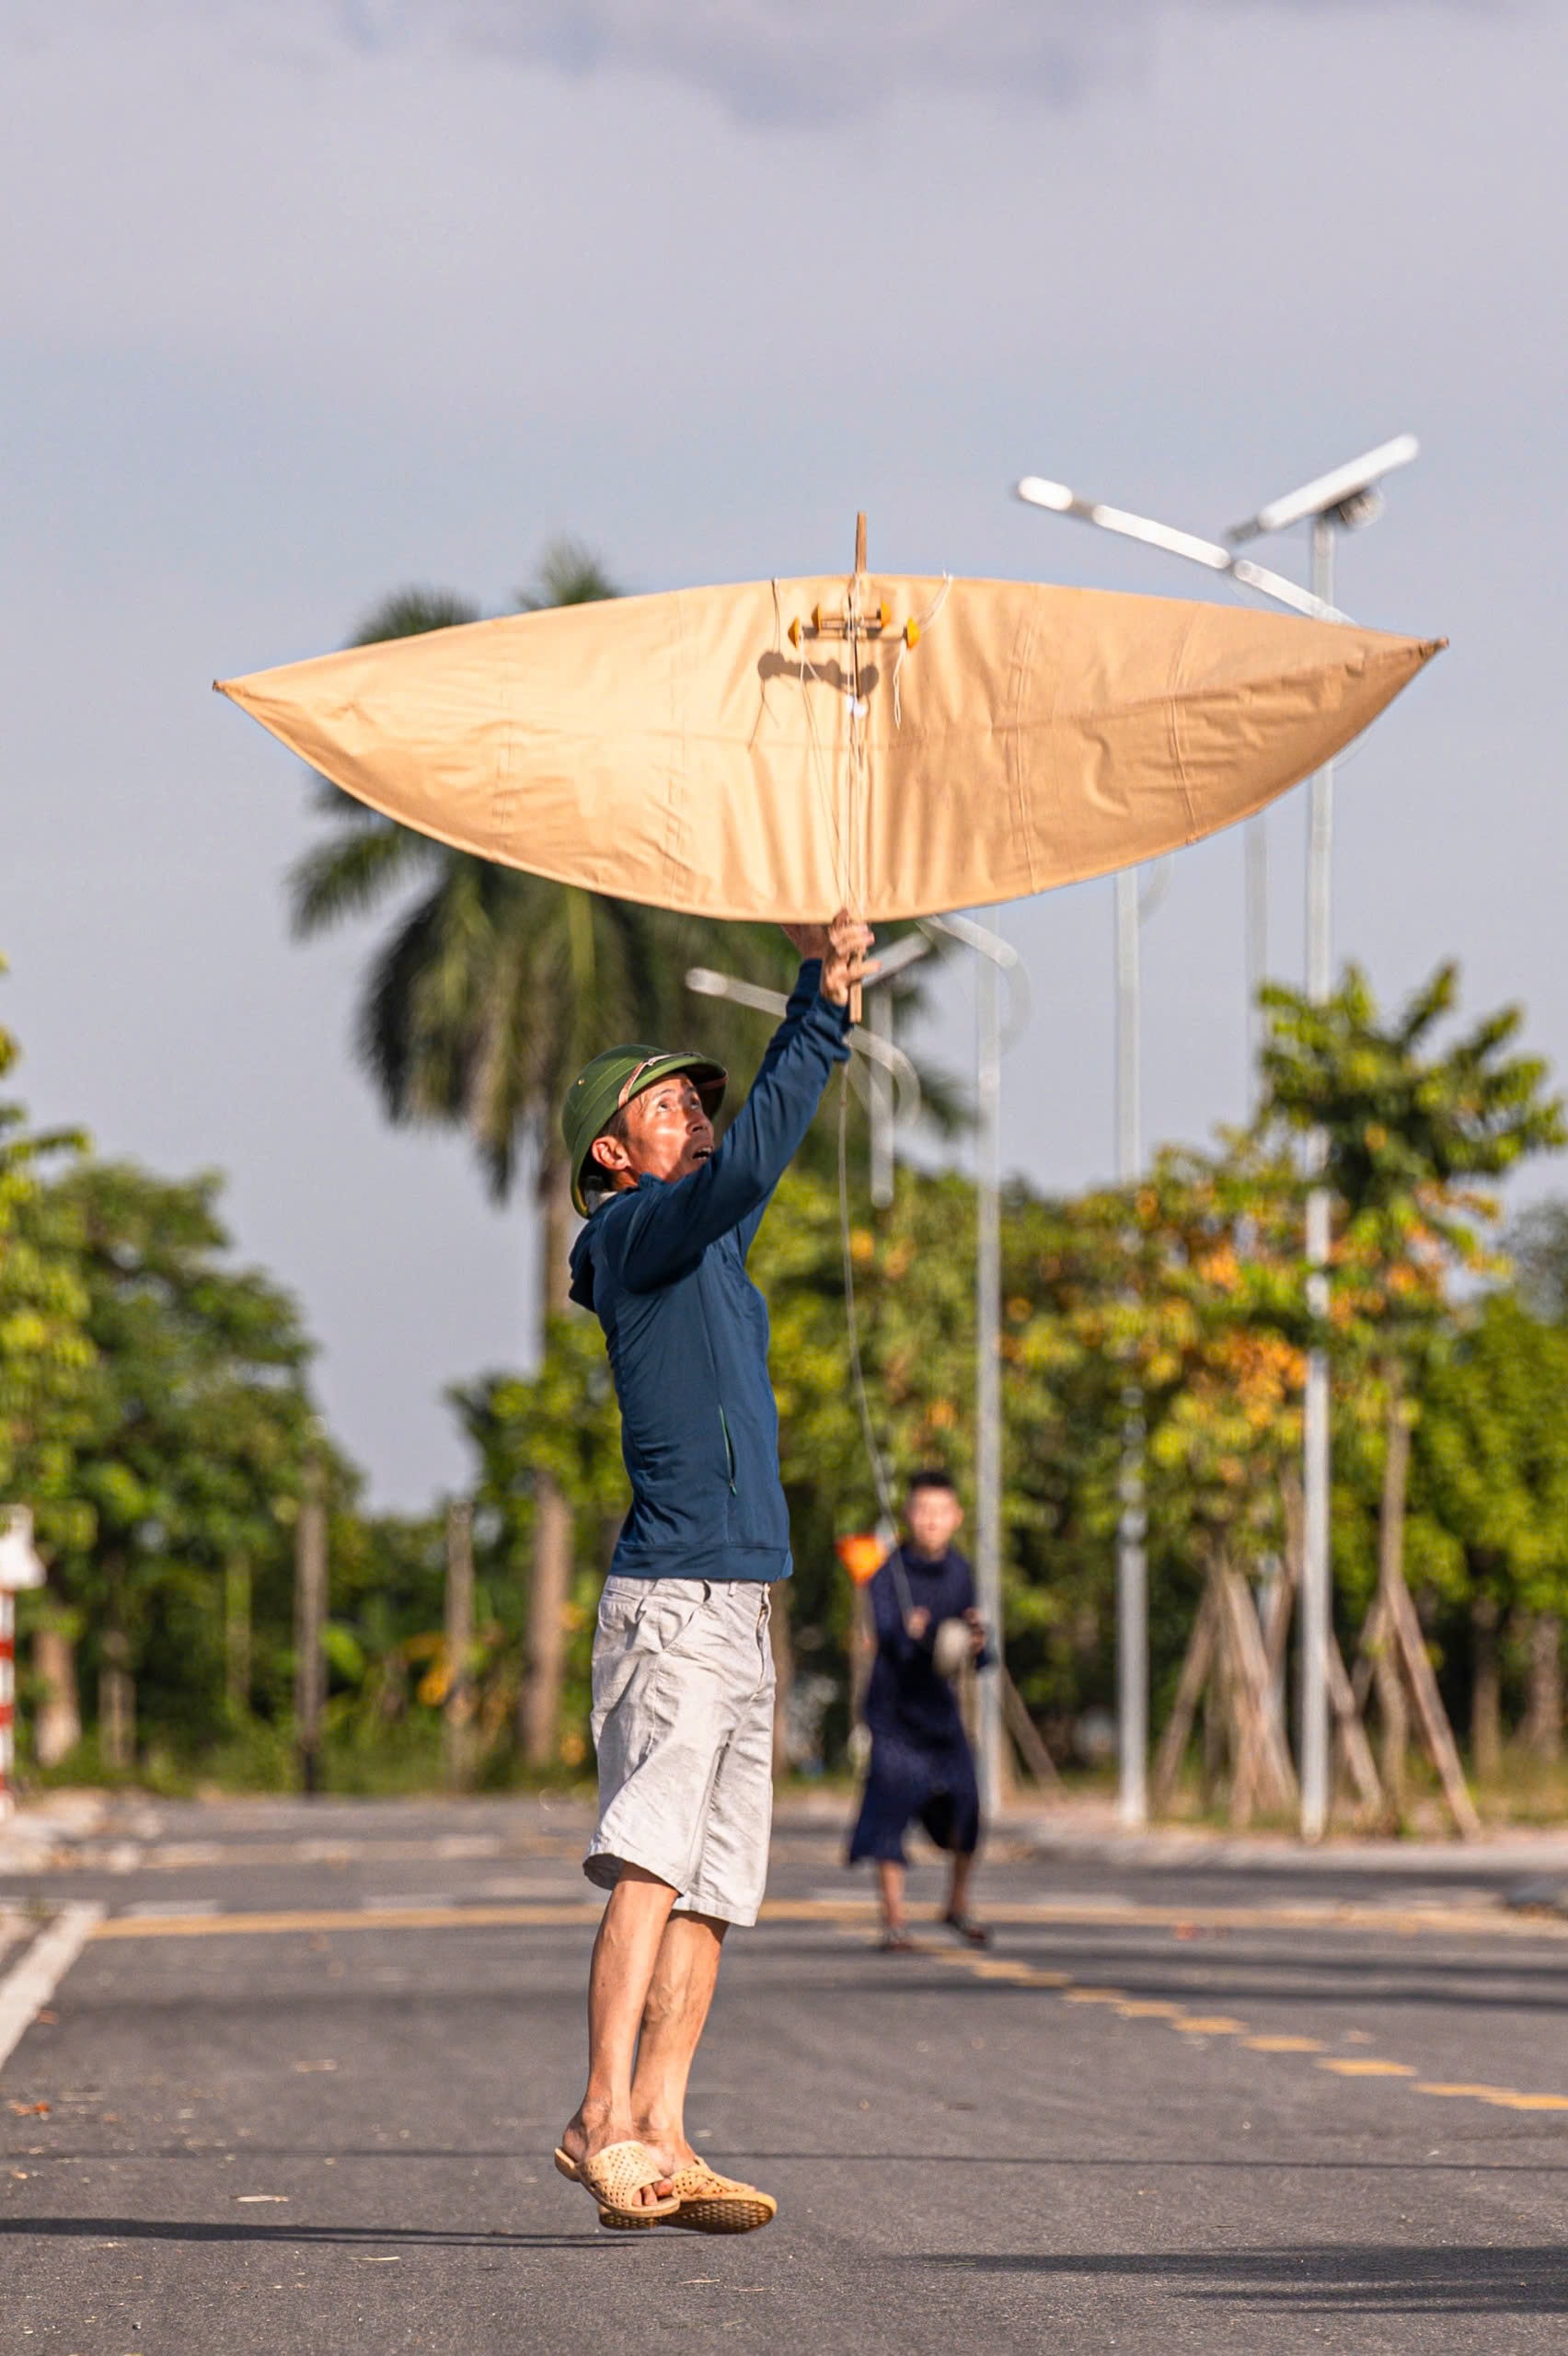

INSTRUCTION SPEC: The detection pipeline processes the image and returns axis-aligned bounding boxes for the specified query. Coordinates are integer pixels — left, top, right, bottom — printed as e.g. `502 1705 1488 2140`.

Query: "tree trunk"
1374 1361 1412 1820
1470 1594 1502 1783
1524 1614 1563 1763
99 1636 134 1774
520 1152 578 1769
99 1557 134 1773
444 1500 476 1791
32 1625 81 1768
224 1554 252 1720
769 1581 794 1781
294 1455 328 1796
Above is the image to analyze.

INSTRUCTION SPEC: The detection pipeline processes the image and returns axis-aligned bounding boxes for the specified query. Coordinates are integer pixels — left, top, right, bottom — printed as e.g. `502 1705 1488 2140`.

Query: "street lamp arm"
1016 477 1349 621
683 967 924 1123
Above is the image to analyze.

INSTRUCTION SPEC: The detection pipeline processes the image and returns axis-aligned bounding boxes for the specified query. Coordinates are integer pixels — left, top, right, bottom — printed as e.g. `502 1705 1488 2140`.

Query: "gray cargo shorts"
584 1575 777 1929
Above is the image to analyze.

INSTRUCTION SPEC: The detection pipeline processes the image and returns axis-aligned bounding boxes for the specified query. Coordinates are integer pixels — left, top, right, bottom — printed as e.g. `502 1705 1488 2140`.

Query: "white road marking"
0 1902 105 2072
123 1898 221 1919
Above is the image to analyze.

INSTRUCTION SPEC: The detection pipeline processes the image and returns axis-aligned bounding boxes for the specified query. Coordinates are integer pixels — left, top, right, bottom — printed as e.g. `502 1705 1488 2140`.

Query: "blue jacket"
568 960 851 1584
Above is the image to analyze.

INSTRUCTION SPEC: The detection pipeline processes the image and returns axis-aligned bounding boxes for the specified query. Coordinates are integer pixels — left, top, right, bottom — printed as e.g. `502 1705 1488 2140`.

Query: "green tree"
1413 1292 1568 1773
0 970 96 1763
1260 963 1564 1808
0 969 95 1537
43 1161 318 1772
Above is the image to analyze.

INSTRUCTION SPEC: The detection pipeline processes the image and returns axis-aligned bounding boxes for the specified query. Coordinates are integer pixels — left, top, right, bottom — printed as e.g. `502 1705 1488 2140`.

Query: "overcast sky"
4 1 1564 1507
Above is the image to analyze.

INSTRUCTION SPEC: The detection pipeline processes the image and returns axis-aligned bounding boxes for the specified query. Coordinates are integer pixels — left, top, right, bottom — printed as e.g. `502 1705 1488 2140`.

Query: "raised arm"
610 968 850 1290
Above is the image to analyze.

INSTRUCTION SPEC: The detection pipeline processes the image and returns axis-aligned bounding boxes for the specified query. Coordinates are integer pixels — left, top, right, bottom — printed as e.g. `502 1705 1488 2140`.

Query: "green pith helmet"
562 1045 728 1217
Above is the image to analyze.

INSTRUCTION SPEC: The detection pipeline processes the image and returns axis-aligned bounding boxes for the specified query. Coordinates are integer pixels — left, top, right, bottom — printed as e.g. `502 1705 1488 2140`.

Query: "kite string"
836 1068 916 1620
892 572 953 728
837 1068 896 1528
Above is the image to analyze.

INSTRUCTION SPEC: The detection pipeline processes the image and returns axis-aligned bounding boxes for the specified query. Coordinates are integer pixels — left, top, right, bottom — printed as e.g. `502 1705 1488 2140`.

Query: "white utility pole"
920 914 1029 1817
1019 441 1417 1840
1113 871 1147 1828
1298 517 1337 1842
1228 434 1419 1843
974 918 1005 1813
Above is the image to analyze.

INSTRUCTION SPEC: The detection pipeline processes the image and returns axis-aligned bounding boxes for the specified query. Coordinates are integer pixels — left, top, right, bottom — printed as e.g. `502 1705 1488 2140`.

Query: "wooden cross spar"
786 514 918 1022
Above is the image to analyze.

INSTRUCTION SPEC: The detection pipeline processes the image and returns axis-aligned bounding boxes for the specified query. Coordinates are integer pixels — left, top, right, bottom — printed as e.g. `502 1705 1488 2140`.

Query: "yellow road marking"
1413 2083 1516 2099
88 1892 1568 2121
87 1892 1567 1943
95 1902 605 1940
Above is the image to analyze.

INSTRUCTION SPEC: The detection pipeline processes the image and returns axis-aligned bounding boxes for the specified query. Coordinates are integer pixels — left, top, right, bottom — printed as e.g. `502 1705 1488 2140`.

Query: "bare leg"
560 1865 679 2206
876 1859 906 1938
629 1911 727 2169
946 1850 974 1921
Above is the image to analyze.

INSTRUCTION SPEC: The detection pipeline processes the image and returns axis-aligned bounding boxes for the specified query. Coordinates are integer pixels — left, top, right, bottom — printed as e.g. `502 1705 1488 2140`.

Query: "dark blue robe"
847 1543 986 1865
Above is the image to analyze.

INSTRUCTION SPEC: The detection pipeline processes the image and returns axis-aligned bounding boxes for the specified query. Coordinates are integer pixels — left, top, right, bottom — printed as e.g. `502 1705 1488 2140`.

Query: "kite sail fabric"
216 572 1441 924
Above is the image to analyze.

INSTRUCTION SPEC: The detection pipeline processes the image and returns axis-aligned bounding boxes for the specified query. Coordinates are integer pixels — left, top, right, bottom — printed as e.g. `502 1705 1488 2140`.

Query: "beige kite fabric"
215 574 1441 924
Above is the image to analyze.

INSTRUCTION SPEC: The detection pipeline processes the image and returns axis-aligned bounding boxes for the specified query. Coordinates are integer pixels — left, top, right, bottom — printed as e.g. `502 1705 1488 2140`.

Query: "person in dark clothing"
848 1470 991 1951
553 910 875 2233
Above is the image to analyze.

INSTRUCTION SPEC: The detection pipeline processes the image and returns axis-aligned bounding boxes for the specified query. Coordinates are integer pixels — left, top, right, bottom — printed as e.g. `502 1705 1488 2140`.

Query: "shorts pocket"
629 1583 710 1658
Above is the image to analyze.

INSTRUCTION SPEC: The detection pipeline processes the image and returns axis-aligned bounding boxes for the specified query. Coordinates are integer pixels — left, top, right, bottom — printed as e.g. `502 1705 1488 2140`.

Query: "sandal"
597 2156 777 2236
553 2142 680 2223
878 1929 917 1953
941 1912 990 1947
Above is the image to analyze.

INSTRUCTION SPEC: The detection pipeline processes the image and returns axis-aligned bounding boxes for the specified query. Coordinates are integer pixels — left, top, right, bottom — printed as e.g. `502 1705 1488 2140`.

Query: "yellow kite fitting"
904 618 921 648
788 618 802 649
811 602 824 632
878 601 892 629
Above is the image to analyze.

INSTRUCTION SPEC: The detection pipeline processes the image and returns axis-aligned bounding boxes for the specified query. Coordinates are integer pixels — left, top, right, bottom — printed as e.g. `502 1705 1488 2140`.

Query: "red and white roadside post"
0 1506 47 1819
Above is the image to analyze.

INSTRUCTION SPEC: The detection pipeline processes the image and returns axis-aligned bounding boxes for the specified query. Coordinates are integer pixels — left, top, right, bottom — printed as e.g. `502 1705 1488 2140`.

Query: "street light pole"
1019 440 1417 1841
1298 515 1337 1841
917 914 1028 1817
1228 439 1418 1842
974 916 1005 1814
1114 870 1147 1827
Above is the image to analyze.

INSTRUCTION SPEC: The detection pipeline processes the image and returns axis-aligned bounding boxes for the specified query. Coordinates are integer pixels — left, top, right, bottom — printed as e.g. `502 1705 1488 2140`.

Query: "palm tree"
287 549 802 1764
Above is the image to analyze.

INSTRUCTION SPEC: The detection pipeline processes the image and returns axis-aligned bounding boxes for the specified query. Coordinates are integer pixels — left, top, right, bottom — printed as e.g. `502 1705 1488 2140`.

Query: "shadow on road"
923 2242 1568 2315
0 2216 620 2253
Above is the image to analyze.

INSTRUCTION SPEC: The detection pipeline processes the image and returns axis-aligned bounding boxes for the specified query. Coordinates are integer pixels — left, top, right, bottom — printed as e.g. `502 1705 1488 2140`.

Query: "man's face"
592 1076 714 1191
905 1484 964 1558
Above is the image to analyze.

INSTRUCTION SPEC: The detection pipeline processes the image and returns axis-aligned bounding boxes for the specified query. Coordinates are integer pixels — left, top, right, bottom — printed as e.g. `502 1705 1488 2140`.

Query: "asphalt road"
2 1795 1566 2354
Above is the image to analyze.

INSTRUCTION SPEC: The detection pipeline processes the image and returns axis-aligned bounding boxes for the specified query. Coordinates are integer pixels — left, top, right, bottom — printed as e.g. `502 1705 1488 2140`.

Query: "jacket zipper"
696 1276 739 1497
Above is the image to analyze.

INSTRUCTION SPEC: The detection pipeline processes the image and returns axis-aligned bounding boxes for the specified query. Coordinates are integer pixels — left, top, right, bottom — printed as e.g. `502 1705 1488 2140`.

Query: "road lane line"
0 1903 105 2069
1415 2083 1519 2099
79 1891 1568 1940
1317 2058 1416 2077
826 1910 1568 2119
95 1901 605 1938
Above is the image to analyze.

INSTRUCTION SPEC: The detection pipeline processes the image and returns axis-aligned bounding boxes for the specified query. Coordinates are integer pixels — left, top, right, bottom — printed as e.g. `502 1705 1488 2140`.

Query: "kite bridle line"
783 514 954 985
836 1061 918 1627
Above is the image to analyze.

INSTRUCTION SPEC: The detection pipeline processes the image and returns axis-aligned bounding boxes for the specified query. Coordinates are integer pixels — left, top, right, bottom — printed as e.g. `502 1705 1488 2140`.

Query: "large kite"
216 518 1440 923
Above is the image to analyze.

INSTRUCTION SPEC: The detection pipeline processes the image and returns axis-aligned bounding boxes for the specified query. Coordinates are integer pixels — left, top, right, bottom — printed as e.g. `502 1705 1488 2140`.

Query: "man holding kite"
552 910 874 2234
